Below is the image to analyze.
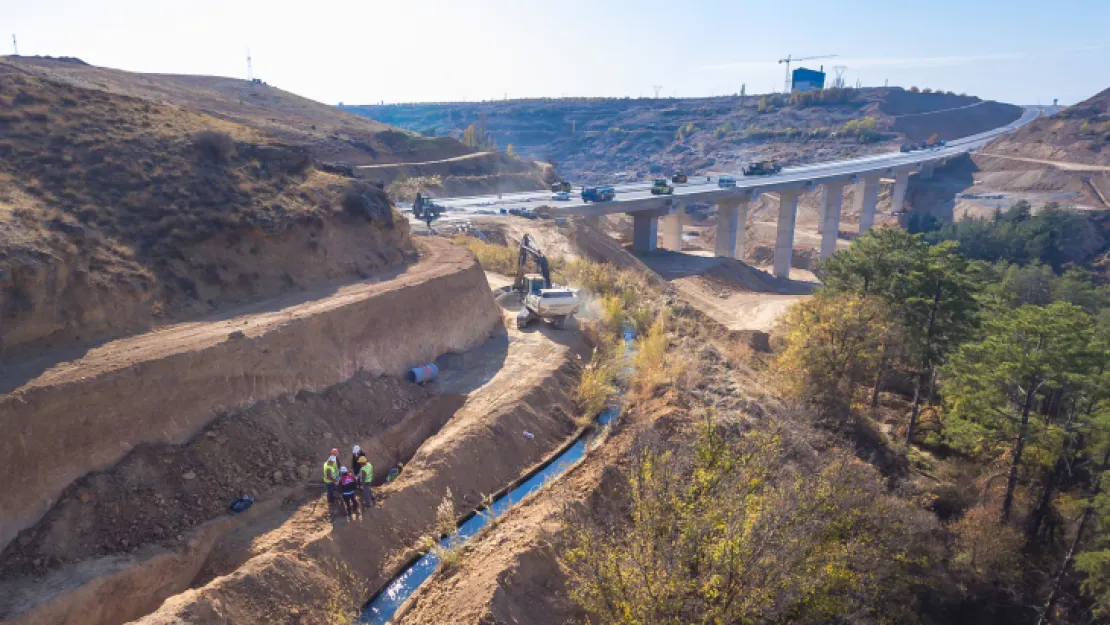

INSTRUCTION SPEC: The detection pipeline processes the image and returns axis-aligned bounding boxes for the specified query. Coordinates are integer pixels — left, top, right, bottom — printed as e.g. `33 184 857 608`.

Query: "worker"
323 452 339 505
338 467 359 517
357 456 374 508
351 445 367 473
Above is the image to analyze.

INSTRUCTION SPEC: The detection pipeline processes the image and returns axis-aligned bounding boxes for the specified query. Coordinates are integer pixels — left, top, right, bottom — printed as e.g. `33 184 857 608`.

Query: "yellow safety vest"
359 463 373 484
323 462 337 484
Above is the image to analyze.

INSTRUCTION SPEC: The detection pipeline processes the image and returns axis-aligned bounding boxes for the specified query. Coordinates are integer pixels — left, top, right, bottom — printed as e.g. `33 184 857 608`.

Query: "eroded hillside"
0 61 412 353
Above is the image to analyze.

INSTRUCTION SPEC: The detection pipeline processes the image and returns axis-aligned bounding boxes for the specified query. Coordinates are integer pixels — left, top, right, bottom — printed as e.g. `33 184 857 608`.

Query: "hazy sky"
5 0 1109 105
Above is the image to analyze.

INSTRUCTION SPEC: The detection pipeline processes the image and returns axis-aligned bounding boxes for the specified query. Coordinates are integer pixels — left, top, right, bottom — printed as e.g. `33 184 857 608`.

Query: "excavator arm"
516 234 551 293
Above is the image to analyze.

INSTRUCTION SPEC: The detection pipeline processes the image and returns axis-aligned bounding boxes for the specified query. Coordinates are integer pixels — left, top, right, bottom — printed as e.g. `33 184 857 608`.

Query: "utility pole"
12 34 18 56
246 48 253 82
652 85 662 99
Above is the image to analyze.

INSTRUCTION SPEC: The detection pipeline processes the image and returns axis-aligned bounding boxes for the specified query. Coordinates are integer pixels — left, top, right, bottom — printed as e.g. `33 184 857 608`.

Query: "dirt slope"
2 56 470 166
0 239 500 556
129 308 589 625
985 86 1110 166
0 61 413 354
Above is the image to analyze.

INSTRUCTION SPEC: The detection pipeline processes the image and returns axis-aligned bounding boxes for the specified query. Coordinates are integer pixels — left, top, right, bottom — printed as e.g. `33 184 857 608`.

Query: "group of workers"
322 445 374 517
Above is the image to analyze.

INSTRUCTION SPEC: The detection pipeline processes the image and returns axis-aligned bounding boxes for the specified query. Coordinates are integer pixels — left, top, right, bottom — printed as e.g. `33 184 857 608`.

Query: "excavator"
412 192 441 219
514 234 580 329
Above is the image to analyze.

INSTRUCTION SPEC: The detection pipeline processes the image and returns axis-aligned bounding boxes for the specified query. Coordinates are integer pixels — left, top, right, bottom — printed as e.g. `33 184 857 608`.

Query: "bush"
192 130 234 164
562 426 930 625
452 236 517 275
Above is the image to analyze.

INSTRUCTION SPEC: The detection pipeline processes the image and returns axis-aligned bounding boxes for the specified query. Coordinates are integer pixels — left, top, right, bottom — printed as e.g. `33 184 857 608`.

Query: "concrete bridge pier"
819 182 846 261
920 163 935 179
632 211 660 253
890 170 910 215
855 175 880 233
714 198 749 259
773 189 801 279
662 208 684 251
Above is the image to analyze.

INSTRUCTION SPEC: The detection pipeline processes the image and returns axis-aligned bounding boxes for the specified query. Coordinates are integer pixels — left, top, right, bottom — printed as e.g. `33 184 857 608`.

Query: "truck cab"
718 175 736 188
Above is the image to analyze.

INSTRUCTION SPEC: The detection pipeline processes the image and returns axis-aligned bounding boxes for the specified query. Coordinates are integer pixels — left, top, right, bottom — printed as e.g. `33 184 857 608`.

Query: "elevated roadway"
433 107 1040 278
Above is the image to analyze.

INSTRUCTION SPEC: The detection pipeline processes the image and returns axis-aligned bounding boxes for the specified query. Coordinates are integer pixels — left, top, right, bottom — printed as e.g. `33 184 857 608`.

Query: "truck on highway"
581 186 616 202
651 178 674 195
742 160 782 176
718 175 736 188
550 180 573 193
671 172 688 184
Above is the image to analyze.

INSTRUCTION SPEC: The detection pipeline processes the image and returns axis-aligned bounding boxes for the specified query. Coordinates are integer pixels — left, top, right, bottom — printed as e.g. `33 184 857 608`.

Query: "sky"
4 0 1109 106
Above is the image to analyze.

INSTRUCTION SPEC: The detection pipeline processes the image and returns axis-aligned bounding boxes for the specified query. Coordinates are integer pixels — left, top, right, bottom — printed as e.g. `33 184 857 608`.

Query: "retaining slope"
0 239 500 552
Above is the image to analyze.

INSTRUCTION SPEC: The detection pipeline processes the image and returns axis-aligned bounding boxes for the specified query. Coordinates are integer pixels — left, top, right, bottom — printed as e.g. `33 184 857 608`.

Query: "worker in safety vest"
323 450 339 505
358 456 374 508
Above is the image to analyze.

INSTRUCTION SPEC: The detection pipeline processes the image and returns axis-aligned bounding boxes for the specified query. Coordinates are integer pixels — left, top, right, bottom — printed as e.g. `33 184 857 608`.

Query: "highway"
427 106 1040 217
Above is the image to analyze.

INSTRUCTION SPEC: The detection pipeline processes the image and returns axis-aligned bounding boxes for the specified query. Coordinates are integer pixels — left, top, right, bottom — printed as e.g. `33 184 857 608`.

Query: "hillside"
343 88 1023 183
985 87 1110 166
2 56 471 166
0 60 415 355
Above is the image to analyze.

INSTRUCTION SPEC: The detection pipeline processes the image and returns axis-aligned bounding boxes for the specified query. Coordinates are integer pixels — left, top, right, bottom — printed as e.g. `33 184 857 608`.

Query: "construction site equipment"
551 180 572 193
406 363 440 384
514 234 579 329
581 186 616 202
651 178 674 195
901 133 947 152
412 193 441 219
778 54 837 93
671 172 688 184
743 160 783 176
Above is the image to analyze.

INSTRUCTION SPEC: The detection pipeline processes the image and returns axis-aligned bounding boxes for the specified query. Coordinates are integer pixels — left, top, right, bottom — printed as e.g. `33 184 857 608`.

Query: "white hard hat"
339 466 349 474
328 455 337 463
353 445 361 454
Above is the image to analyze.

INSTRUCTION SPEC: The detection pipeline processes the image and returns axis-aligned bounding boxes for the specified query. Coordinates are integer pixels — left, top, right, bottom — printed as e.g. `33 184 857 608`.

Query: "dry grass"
452 236 518 275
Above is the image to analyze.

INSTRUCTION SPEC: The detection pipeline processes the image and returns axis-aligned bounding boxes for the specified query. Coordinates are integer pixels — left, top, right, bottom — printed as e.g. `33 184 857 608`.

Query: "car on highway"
718 175 736 188
551 191 570 201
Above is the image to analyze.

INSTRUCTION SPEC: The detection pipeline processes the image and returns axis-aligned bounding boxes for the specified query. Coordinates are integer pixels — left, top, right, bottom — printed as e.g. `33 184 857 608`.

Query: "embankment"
131 319 588 624
891 100 1023 143
0 238 500 553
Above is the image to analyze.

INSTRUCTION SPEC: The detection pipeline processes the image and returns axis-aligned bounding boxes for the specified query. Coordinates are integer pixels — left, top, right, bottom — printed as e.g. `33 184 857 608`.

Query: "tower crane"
778 54 837 93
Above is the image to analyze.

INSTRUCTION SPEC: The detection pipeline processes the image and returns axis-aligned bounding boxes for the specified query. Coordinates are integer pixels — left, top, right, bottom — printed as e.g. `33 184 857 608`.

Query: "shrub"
192 130 234 164
451 236 517 275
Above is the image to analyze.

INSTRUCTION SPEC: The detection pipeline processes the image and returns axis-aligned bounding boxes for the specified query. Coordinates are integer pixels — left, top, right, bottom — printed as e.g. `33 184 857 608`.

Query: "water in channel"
360 328 634 624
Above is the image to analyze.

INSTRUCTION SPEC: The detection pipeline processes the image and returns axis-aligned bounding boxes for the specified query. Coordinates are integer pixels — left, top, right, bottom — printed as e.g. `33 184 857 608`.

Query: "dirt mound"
985 86 1110 166
0 64 413 353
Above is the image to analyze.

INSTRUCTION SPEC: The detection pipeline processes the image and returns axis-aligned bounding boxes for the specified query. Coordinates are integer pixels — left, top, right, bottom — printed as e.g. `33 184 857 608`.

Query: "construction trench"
0 237 599 625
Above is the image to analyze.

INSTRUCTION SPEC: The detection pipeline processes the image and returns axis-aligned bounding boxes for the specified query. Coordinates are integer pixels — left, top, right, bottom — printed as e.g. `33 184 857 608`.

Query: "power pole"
12 34 18 55
246 48 253 82
652 85 662 99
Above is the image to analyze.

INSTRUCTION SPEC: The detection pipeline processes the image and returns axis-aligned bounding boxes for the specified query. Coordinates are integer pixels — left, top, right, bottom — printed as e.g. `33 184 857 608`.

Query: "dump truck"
550 180 573 193
742 160 782 176
671 172 688 184
581 186 616 202
651 178 674 195
514 234 579 329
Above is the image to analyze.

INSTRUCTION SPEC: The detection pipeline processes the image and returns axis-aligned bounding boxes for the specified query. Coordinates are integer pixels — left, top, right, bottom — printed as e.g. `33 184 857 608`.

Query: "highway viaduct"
436 107 1040 278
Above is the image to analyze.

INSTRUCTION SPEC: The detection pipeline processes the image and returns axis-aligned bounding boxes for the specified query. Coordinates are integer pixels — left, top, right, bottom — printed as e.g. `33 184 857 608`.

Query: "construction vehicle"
651 178 674 195
514 234 579 329
581 186 616 202
742 160 783 176
671 172 688 184
412 193 441 219
902 133 947 152
550 180 572 193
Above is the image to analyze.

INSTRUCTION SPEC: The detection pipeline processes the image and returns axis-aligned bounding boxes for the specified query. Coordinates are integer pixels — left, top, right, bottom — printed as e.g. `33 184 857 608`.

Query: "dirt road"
978 152 1110 172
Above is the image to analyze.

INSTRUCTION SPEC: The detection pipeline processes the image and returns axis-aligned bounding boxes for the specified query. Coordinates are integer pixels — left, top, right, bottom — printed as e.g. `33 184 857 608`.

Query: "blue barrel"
405 363 439 384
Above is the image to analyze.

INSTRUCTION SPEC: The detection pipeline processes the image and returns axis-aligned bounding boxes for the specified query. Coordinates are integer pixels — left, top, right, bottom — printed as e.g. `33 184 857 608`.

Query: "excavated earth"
0 239 591 625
